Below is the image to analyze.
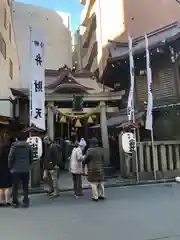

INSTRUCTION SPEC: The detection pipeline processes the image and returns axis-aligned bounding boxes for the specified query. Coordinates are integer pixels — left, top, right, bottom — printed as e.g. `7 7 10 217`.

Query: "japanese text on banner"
30 32 45 130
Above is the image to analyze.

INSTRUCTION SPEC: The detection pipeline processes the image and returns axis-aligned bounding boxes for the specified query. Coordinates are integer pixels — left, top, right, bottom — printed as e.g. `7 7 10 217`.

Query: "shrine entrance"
55 113 99 142
45 66 125 166
11 66 125 165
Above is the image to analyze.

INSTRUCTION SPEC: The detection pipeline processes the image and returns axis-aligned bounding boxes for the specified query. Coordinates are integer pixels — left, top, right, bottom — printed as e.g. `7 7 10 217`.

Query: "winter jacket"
69 147 83 174
8 141 33 173
43 142 62 170
83 146 104 182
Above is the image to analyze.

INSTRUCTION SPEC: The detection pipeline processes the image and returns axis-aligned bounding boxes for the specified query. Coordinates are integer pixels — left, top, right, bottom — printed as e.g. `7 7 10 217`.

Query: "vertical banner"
145 33 153 130
127 35 135 121
127 35 139 182
145 33 157 180
30 30 45 130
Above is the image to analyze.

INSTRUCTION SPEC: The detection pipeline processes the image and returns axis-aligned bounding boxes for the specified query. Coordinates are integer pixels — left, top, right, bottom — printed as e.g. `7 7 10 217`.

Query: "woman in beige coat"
69 139 86 197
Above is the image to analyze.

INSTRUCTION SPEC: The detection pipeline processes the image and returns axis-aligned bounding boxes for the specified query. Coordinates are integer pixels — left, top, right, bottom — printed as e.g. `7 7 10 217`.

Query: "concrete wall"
80 0 125 75
0 0 20 117
12 1 72 88
80 0 180 77
72 27 83 70
115 0 180 42
99 0 180 76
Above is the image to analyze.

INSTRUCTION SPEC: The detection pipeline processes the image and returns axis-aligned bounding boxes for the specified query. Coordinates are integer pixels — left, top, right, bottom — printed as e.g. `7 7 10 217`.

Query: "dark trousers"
72 174 82 196
12 172 29 204
46 170 53 192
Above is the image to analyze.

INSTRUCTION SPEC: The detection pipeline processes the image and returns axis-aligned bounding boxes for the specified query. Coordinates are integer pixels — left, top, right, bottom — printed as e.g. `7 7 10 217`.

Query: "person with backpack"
43 136 62 197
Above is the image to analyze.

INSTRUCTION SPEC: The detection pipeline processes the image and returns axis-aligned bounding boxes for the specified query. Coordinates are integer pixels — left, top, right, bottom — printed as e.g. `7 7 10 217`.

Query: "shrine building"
10 65 125 164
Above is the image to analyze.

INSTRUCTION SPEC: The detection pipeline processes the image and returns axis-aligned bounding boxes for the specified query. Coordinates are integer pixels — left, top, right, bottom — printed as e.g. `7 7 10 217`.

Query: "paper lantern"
60 116 66 123
75 119 82 128
27 136 43 160
122 132 136 153
87 116 94 124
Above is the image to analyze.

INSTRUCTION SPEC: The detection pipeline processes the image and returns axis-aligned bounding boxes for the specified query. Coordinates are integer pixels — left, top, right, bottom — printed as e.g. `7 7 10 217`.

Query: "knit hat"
79 138 86 147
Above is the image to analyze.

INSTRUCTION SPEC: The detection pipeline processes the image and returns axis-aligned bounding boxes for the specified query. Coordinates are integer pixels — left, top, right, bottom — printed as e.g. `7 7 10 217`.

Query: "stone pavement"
31 171 122 193
57 172 121 189
30 171 175 194
1 183 180 240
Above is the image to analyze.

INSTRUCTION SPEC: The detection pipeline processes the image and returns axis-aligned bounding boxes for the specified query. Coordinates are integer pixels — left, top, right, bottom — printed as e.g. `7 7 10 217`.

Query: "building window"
9 23 11 42
0 33 6 59
4 8 7 29
9 59 13 79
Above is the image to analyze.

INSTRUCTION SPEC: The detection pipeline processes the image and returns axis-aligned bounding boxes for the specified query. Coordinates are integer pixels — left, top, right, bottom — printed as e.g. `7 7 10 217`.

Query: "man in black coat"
8 135 33 208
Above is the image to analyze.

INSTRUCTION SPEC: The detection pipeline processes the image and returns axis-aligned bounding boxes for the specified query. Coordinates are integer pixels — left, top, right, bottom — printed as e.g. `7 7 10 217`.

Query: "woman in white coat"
69 138 86 197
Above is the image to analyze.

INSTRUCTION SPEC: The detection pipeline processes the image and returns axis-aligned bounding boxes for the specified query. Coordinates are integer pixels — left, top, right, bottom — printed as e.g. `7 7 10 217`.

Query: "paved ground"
42 172 123 192
1 183 180 240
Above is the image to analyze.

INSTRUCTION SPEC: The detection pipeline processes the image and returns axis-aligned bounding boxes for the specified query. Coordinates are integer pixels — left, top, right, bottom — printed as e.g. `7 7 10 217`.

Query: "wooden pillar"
118 133 126 177
154 144 159 171
124 153 131 177
84 118 88 141
100 101 110 165
145 145 151 172
47 102 54 140
138 143 144 173
160 145 167 171
175 144 180 169
168 145 174 170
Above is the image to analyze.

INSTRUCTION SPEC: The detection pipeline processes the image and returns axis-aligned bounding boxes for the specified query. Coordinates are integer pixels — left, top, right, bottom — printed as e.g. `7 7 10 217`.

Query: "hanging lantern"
92 115 96 120
87 116 94 124
75 119 82 128
60 115 66 123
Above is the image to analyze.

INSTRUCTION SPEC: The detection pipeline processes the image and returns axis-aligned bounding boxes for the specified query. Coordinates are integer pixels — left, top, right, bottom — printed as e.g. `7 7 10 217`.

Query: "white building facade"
72 26 86 71
12 1 72 88
0 0 20 118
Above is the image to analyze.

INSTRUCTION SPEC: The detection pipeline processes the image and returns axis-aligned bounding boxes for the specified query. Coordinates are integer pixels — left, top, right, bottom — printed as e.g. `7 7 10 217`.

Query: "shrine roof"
10 66 115 99
23 124 46 133
108 21 180 62
10 87 125 102
91 110 144 129
45 65 112 93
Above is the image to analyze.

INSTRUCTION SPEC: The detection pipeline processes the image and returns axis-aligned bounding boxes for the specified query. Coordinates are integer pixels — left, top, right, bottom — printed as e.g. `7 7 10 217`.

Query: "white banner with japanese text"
127 35 135 121
145 33 153 130
30 30 45 130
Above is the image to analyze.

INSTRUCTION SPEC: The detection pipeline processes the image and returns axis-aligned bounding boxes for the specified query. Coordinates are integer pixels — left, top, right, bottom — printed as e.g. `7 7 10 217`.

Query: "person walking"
0 134 12 206
8 134 33 208
83 137 105 202
69 138 86 197
43 136 62 197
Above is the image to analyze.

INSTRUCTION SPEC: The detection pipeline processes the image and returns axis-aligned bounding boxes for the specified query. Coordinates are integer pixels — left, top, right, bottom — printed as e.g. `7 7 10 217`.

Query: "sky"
16 0 83 32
